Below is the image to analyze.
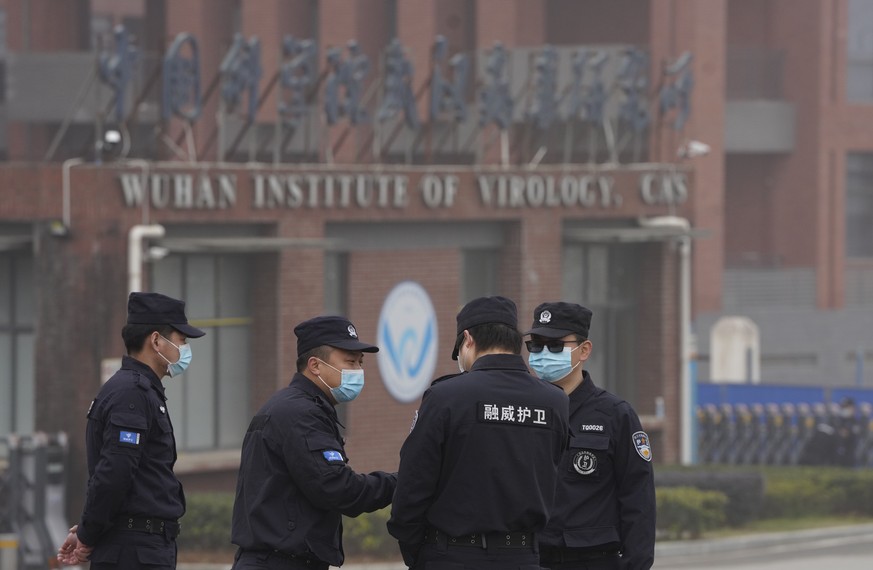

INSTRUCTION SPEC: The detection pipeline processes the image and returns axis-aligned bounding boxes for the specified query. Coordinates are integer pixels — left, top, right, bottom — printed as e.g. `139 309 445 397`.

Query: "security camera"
677 140 711 159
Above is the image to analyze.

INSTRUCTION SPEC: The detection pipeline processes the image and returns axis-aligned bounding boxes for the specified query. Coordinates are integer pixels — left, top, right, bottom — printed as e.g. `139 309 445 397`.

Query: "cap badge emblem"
348 325 358 338
539 310 552 324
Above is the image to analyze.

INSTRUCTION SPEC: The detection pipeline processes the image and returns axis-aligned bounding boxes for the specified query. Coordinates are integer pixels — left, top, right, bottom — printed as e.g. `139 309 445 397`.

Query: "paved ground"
170 523 873 570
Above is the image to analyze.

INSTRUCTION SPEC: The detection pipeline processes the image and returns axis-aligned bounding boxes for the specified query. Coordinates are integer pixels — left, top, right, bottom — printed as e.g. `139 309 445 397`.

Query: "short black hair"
296 345 334 373
466 322 523 355
122 324 176 354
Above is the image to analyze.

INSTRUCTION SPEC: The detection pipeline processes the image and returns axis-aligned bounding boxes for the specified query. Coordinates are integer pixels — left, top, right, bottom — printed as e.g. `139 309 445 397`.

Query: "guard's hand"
56 525 81 566
73 541 93 563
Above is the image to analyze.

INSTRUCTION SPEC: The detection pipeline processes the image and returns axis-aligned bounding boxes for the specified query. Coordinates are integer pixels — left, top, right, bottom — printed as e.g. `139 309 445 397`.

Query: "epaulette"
135 373 151 391
430 372 464 386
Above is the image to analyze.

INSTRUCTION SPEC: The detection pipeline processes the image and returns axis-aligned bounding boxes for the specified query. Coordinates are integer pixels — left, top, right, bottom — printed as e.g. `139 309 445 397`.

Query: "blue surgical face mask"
529 345 581 383
158 335 192 377
317 359 365 403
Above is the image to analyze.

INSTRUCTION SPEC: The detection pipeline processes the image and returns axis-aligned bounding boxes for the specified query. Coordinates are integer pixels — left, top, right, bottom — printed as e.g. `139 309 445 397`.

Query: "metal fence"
0 433 68 570
697 400 873 467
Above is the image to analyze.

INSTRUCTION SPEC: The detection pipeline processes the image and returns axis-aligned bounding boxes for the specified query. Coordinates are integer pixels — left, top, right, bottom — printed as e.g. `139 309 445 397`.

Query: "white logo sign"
539 310 552 324
377 281 438 403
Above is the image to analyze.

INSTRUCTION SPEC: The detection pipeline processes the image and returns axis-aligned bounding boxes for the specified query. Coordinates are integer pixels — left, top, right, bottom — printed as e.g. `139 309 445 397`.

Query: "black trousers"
540 552 622 570
88 530 177 570
231 548 330 570
412 541 542 570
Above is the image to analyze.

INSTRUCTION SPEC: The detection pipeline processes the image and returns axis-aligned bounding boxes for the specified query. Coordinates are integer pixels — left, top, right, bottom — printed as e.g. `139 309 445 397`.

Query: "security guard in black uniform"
526 302 655 570
230 315 396 570
57 292 205 569
388 296 570 570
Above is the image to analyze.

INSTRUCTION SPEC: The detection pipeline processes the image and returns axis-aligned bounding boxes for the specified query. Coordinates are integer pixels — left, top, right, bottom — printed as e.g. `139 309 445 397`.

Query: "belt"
539 545 620 563
423 528 535 549
115 516 181 538
236 549 328 570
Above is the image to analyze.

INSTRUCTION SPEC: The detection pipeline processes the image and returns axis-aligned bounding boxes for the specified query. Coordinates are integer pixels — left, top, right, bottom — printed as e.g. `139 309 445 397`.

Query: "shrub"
342 508 398 559
177 494 399 560
656 486 728 540
761 467 873 518
656 468 764 526
178 492 235 551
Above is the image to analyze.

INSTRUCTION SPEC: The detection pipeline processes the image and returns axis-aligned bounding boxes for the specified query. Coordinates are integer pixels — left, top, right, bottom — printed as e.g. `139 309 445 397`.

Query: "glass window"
461 249 499 303
0 251 35 437
562 243 639 402
152 253 251 451
848 0 873 101
324 252 348 315
846 153 873 257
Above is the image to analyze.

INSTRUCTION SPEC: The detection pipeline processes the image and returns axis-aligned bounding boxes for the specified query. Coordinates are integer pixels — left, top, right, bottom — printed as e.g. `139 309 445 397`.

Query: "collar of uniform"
290 372 333 404
569 370 597 414
121 355 165 398
468 353 529 372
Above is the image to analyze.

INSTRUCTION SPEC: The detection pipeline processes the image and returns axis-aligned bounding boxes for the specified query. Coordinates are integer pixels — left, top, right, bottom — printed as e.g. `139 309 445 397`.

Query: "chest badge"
633 431 652 462
573 450 597 475
159 405 166 414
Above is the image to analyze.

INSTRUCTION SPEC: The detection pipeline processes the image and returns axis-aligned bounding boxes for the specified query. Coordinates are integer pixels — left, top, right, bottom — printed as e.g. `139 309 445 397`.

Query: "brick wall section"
637 242 680 462
342 249 461 474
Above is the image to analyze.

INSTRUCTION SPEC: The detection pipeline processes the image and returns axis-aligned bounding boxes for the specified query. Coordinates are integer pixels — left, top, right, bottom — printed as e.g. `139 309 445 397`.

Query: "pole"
679 234 693 465
128 224 166 293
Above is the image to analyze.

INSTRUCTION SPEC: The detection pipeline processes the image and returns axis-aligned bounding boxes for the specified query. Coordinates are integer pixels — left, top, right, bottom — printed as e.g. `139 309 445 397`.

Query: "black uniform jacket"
78 356 184 546
230 373 396 567
387 353 570 566
540 371 655 569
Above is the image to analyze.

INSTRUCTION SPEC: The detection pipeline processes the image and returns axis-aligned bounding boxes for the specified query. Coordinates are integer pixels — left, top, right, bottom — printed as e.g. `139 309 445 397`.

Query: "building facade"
0 0 870 515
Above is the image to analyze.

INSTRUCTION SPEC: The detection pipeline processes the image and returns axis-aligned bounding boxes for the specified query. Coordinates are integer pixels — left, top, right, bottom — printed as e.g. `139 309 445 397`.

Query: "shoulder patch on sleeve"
633 431 652 462
322 450 345 462
119 431 141 445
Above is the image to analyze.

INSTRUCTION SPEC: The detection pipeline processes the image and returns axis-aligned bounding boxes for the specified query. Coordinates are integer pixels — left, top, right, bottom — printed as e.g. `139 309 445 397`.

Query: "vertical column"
650 0 727 316
165 0 237 162
474 0 547 165
318 0 391 163
517 211 563 327
276 217 326 390
241 0 314 126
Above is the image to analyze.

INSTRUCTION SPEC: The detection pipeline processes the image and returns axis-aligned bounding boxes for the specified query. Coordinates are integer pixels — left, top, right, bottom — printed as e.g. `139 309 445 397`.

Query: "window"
324 252 348 315
0 252 34 436
462 249 499 304
848 0 873 101
562 242 640 401
151 253 251 451
846 153 873 257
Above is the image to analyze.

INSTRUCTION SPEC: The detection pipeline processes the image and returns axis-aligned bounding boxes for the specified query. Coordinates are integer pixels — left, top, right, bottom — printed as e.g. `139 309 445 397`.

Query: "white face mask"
456 334 468 373
316 359 365 403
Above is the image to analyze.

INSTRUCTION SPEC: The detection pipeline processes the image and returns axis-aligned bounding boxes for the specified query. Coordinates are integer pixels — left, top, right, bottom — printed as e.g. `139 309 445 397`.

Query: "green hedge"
178 492 235 551
761 467 873 518
177 468 873 553
656 486 728 539
177 493 397 557
655 468 765 526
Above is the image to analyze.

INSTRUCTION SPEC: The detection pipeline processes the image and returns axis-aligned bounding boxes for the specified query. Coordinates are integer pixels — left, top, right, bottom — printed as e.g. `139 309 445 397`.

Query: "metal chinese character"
616 48 650 135
376 39 419 129
324 40 370 126
478 43 513 130
98 25 138 123
527 45 559 130
278 35 317 129
658 51 694 131
162 33 201 122
429 35 469 123
615 48 650 161
566 49 608 125
220 33 262 123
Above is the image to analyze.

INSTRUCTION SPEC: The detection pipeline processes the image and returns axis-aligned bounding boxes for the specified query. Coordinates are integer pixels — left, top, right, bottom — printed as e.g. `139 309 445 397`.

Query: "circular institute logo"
377 281 438 403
